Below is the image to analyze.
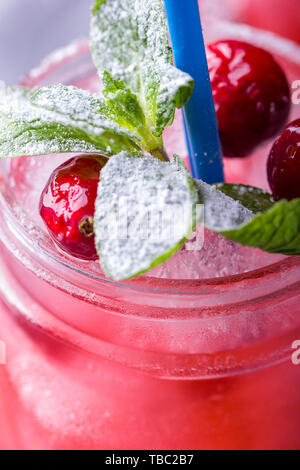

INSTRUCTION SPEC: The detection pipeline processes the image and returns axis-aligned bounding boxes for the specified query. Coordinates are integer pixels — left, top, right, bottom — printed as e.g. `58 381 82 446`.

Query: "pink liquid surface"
0 28 299 449
222 0 300 44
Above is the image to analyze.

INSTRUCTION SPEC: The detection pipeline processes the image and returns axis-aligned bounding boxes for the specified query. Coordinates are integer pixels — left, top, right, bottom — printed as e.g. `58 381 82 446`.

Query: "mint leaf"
0 85 139 157
197 181 300 256
102 72 162 153
195 180 254 231
91 0 194 139
222 198 300 256
102 72 146 132
94 153 200 280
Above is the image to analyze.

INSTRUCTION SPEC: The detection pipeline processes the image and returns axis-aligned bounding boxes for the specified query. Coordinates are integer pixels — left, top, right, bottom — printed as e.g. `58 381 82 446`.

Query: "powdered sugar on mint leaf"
94 153 200 280
91 0 194 137
199 182 300 256
0 85 139 157
195 180 254 231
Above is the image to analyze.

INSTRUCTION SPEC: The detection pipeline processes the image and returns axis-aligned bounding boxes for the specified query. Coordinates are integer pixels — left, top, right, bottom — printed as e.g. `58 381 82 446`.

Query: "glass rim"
1 27 300 296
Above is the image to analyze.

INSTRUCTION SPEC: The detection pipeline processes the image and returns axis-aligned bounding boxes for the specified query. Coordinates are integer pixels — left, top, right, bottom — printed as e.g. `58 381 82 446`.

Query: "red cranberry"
207 39 291 158
40 155 108 260
267 119 300 201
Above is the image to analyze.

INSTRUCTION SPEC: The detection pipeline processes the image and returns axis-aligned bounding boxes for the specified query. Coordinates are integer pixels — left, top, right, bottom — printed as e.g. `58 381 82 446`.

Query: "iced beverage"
0 25 299 450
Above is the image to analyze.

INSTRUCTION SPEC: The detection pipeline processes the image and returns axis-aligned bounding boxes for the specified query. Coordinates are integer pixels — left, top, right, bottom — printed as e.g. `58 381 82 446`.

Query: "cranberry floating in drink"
207 40 291 157
267 119 300 201
40 155 107 260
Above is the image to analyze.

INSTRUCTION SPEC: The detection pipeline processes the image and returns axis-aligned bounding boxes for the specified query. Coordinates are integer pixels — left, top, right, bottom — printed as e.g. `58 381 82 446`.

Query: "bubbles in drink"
149 229 283 279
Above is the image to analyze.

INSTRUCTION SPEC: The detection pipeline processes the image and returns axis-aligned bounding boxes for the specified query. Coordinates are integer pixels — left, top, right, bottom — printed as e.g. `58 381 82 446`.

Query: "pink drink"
0 25 300 450
220 0 300 44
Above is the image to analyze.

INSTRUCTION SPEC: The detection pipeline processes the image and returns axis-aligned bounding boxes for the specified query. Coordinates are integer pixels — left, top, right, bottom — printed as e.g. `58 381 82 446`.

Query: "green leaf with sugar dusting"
215 183 275 214
221 198 300 256
195 180 255 231
0 85 139 158
102 72 163 153
95 153 200 280
197 181 300 255
91 0 194 138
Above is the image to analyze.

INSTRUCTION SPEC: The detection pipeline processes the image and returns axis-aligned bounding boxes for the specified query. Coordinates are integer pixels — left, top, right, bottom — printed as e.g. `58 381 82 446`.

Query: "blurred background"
0 0 92 84
0 0 299 84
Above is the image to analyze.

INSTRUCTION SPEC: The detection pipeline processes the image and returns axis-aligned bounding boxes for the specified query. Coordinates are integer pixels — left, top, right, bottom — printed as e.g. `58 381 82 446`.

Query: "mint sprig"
0 0 298 282
0 85 139 157
91 0 194 149
101 72 166 158
94 153 200 280
0 0 194 161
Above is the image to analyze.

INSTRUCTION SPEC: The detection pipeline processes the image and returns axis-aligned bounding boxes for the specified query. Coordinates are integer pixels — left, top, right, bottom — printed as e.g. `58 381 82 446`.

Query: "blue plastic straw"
164 0 224 183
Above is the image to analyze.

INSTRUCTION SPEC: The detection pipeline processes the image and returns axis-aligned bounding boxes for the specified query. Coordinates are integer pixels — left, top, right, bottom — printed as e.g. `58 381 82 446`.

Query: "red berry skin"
40 155 108 260
267 119 300 201
207 40 291 158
